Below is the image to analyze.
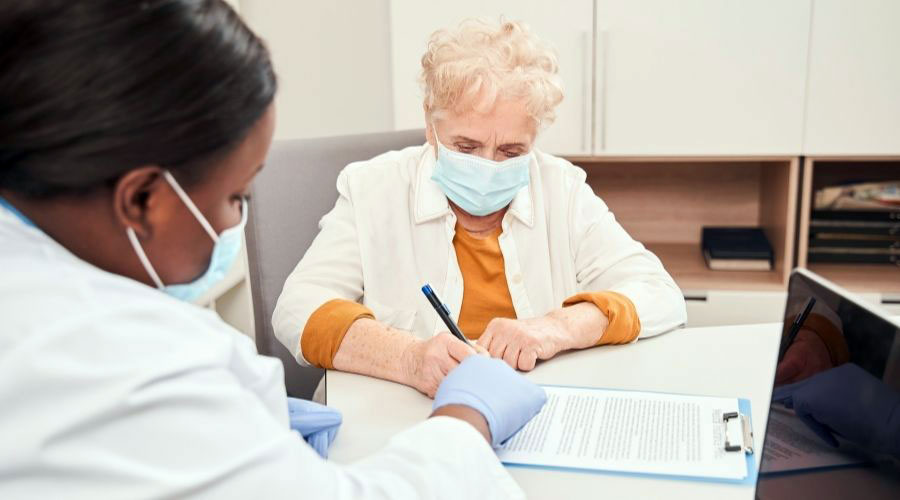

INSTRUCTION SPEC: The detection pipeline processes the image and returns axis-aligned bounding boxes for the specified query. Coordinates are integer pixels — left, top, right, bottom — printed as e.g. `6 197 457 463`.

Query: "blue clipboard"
501 386 758 486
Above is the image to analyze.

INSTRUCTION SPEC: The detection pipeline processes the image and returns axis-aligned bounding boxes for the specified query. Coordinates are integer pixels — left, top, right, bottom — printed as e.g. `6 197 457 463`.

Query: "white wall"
238 0 395 140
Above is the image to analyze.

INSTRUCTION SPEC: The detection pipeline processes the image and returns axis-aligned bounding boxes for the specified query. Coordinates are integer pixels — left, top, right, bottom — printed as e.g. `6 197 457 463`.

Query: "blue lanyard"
0 196 37 227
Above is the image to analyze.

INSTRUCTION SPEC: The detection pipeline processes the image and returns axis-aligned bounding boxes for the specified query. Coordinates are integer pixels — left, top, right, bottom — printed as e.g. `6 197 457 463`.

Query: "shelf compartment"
571 157 799 292
647 242 787 292
798 157 900 294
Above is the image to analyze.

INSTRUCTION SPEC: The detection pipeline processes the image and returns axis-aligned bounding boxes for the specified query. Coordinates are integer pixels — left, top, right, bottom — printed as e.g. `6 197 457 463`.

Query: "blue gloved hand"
433 355 547 448
772 363 900 456
286 397 342 458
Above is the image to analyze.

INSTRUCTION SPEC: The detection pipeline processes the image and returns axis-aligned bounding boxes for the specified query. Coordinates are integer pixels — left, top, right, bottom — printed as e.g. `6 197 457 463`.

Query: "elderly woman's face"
428 99 538 163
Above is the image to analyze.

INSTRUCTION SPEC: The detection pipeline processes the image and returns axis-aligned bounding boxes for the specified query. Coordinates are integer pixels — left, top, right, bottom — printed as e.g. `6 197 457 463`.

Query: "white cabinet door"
803 0 900 155
239 1 394 140
883 303 900 319
595 0 810 155
389 0 594 155
685 290 787 328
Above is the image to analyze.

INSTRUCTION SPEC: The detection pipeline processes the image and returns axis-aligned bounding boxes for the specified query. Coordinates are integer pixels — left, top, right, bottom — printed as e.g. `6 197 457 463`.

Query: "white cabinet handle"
596 29 609 152
581 30 593 153
683 291 709 302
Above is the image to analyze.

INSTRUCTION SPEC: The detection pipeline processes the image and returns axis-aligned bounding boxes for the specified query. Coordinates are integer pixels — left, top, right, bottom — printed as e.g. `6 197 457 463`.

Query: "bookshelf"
569 157 799 293
797 157 900 295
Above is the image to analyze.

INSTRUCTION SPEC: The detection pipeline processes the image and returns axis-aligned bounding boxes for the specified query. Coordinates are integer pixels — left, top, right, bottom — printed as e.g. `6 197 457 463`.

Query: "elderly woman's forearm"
555 291 641 347
332 318 419 385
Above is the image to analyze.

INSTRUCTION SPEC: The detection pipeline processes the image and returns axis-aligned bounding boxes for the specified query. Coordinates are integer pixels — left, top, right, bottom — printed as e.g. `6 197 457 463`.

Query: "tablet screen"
756 270 900 499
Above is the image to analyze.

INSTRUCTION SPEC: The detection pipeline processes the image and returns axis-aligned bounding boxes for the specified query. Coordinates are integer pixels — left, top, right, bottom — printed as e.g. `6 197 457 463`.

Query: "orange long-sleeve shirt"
300 225 641 368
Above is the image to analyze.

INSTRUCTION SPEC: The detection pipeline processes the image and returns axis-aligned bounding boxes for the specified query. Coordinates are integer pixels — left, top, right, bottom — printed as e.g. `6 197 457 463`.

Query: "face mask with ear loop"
126 170 248 302
429 121 532 217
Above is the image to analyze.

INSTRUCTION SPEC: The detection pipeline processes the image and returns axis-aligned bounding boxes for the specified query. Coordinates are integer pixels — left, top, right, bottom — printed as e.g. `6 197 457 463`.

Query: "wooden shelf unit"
569 157 799 292
798 157 900 294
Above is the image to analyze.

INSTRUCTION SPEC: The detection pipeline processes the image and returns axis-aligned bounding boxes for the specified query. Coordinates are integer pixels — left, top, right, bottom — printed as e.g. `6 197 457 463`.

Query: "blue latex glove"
772 363 900 457
433 355 547 448
286 397 342 458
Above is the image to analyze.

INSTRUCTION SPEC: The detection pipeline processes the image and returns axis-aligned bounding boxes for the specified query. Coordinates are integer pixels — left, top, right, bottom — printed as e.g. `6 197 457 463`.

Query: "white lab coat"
274 144 687 366
0 206 524 499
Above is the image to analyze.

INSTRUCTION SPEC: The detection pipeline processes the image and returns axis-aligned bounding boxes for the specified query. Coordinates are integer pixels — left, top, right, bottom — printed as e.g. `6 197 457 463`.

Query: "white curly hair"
420 18 564 127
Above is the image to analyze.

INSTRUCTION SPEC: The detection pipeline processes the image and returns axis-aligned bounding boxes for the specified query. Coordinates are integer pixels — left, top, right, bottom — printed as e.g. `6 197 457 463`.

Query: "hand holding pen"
397 284 485 398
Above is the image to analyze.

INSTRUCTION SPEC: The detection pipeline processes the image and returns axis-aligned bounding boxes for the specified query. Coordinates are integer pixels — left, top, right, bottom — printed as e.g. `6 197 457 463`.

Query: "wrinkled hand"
434 355 548 447
401 332 480 398
287 397 342 458
477 316 573 371
772 363 900 456
776 328 833 384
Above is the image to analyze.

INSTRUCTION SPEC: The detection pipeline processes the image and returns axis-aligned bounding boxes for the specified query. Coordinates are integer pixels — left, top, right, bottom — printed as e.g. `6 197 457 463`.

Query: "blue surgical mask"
126 171 247 302
430 123 531 216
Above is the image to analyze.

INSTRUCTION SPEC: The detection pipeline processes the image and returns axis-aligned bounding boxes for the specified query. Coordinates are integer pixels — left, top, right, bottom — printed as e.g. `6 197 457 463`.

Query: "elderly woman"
274 19 687 397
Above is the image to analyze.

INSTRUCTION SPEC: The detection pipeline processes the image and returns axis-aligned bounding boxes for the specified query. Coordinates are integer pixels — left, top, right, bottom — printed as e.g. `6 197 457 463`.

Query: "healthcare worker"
0 1 545 498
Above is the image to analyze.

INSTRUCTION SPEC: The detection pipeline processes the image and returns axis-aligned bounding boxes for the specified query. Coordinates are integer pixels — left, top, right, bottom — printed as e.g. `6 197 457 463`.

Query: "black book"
701 227 774 271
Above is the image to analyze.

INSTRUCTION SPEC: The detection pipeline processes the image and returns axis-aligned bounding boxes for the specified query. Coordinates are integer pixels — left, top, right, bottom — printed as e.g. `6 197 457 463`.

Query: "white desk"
326 323 780 499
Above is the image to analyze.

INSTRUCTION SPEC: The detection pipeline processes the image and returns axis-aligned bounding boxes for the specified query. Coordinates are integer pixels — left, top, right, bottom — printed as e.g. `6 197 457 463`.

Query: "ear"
424 104 439 148
111 166 169 239
424 117 436 148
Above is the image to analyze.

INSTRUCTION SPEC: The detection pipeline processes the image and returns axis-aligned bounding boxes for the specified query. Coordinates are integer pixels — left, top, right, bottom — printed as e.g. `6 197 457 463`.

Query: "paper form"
496 386 749 480
760 405 865 474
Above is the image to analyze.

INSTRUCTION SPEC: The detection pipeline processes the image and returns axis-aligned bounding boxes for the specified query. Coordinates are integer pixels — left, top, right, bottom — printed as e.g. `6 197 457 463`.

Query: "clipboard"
500 386 758 486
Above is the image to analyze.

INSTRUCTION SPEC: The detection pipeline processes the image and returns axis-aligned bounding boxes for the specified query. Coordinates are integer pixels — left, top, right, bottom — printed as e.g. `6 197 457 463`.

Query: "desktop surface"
327 323 781 500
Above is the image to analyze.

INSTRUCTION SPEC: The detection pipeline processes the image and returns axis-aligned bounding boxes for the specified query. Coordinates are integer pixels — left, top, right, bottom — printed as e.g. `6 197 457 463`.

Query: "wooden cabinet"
594 0 810 155
796 157 900 295
388 0 594 155
572 156 800 292
803 0 900 155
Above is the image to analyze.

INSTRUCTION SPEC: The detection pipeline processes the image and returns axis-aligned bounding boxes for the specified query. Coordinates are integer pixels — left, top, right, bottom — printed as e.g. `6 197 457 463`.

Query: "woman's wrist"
399 337 424 389
548 302 609 350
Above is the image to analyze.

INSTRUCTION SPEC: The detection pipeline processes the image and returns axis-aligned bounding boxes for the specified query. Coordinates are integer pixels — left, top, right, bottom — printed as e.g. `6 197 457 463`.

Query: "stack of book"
701 227 774 271
808 210 900 264
810 181 899 265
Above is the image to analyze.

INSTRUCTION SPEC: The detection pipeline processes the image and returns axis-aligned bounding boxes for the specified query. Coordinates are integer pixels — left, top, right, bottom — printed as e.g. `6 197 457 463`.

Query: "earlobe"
112 166 166 239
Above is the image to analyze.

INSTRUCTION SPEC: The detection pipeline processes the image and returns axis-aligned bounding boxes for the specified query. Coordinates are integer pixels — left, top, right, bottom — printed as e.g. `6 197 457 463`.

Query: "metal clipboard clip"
722 411 754 454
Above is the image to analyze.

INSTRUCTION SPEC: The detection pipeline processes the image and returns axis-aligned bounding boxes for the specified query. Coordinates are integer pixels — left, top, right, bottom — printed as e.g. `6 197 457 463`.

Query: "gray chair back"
246 129 425 399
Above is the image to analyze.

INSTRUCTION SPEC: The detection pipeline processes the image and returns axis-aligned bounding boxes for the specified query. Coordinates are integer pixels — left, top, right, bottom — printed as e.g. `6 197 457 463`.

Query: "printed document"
497 386 750 480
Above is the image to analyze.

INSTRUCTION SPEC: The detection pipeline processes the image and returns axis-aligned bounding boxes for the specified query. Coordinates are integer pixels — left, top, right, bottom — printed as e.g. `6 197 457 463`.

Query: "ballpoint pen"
421 284 472 346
